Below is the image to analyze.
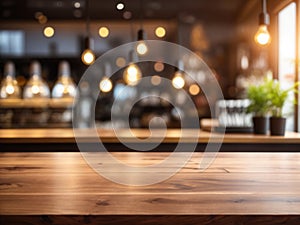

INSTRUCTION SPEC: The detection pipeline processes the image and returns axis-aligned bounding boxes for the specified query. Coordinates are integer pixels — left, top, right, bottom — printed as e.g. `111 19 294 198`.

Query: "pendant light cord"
86 0 90 37
130 21 134 41
139 0 143 29
259 0 269 25
177 15 181 45
262 0 267 14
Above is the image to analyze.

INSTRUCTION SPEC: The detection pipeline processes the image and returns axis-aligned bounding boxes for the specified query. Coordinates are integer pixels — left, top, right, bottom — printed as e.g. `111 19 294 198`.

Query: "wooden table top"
1 152 300 216
1 128 300 144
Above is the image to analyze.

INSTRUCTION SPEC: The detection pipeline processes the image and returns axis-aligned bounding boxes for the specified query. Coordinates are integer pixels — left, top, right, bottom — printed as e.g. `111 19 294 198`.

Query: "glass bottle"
52 61 76 98
0 61 21 99
73 81 93 128
23 61 50 99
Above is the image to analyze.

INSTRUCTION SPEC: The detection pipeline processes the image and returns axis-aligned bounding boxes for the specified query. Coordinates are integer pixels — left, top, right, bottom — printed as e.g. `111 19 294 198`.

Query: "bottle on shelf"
73 81 93 128
52 61 76 98
23 61 50 99
0 61 21 99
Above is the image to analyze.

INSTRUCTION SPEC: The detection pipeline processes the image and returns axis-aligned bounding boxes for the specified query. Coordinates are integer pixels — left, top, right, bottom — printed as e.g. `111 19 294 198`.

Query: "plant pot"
252 116 268 134
270 117 286 136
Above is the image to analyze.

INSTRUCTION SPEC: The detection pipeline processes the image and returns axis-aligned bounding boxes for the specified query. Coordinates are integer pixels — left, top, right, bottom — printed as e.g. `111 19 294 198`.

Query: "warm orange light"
81 49 95 65
43 26 55 38
172 71 185 89
99 77 113 93
123 63 142 86
154 62 164 72
38 15 48 24
5 85 15 95
155 26 166 38
74 2 81 8
31 85 40 94
136 41 148 55
254 25 271 46
189 84 200 95
99 27 109 38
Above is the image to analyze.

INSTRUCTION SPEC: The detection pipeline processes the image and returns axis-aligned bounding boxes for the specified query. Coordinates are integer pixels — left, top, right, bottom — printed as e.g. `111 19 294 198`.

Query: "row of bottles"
0 61 76 99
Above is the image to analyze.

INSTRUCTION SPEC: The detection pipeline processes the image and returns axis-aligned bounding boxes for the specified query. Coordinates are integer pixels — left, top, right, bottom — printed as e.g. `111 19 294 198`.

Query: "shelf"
0 98 74 108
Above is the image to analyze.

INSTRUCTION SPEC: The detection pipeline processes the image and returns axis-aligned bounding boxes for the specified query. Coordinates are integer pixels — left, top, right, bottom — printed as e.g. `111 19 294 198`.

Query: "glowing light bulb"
5 85 15 95
67 86 76 94
23 61 50 99
31 85 40 94
155 26 166 38
241 55 249 70
154 61 164 72
38 15 47 24
52 61 77 98
172 72 185 89
81 49 95 65
136 41 148 55
99 27 109 38
99 77 113 93
74 1 81 8
0 61 21 99
123 63 142 86
189 84 200 95
116 2 125 10
43 26 55 38
254 25 271 46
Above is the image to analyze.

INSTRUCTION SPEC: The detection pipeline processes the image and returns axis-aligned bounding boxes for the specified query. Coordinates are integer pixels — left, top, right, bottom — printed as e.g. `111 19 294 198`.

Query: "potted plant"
267 79 299 136
246 81 270 134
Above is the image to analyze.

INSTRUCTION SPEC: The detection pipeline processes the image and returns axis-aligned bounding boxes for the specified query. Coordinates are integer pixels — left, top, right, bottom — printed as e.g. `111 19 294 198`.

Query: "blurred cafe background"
0 0 299 131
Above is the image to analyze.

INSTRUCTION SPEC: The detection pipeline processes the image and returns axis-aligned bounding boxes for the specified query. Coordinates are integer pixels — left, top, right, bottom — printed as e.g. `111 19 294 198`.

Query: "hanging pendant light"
52 61 77 98
254 0 271 46
81 37 95 65
81 0 95 65
0 61 21 99
136 0 148 56
123 50 142 86
172 60 185 89
136 29 148 55
23 61 50 99
99 63 113 93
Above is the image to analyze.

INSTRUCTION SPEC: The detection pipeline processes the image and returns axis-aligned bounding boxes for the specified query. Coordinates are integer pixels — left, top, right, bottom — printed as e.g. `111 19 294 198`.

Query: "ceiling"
0 0 250 23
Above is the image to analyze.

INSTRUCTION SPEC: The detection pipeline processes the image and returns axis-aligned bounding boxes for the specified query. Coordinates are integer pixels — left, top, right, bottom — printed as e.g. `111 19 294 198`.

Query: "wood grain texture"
1 152 300 216
1 128 300 144
1 152 300 224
